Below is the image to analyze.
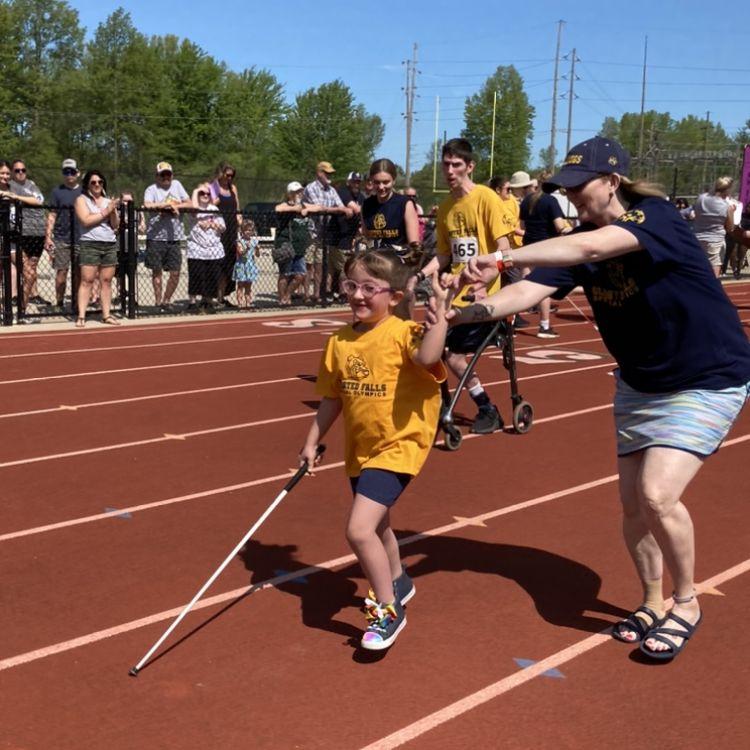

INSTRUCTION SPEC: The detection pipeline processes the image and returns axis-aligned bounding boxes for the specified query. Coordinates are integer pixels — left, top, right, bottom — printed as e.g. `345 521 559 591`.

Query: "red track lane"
1 300 748 750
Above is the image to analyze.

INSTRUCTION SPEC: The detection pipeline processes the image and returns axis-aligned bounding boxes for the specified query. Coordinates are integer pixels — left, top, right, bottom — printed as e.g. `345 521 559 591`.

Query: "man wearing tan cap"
143 161 192 311
303 161 353 302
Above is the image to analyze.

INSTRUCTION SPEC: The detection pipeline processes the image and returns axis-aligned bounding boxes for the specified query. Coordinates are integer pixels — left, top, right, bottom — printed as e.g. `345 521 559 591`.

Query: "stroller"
439 318 533 451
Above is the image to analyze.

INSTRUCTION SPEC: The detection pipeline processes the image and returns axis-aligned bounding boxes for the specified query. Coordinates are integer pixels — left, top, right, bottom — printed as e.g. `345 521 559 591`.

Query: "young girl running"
233 219 260 309
299 248 452 650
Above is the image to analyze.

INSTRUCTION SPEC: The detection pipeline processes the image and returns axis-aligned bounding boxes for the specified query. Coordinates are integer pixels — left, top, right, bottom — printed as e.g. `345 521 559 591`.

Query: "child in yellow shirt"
300 248 452 650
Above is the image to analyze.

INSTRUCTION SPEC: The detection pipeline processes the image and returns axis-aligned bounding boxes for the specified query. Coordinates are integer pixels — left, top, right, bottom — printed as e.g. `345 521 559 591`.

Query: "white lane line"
0 347 324 387
357 558 750 750
0 376 308 420
0 403 613 542
0 326 345 360
0 434 745 673
0 413 314 470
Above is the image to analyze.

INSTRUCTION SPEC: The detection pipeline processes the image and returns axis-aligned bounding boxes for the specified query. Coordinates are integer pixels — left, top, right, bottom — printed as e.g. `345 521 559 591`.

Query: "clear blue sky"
73 0 749 172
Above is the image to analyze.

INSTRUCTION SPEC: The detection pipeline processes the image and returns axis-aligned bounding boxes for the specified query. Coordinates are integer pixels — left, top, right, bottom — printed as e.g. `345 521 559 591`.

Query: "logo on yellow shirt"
346 354 370 380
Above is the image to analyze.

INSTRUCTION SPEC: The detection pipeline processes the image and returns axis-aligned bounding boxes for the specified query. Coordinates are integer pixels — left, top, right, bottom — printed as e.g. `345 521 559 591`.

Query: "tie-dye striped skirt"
614 374 750 457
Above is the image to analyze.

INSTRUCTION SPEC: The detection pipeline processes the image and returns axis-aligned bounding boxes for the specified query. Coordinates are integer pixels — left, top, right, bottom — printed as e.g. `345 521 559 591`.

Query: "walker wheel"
443 426 463 451
512 401 534 434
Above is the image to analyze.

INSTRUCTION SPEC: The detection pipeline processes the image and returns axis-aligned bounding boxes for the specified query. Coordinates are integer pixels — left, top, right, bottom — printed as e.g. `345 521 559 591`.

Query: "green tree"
6 0 84 163
461 66 534 182
273 80 384 177
600 111 738 195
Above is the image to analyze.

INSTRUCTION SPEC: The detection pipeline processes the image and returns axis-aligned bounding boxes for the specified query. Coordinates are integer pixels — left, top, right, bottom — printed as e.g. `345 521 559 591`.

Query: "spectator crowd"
0 153 747 328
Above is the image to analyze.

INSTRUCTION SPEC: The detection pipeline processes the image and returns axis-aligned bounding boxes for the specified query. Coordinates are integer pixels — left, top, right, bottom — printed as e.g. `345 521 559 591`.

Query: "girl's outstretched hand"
429 271 455 315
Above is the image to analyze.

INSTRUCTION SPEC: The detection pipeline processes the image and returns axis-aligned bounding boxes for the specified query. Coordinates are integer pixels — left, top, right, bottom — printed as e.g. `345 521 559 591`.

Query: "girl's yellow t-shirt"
316 316 446 477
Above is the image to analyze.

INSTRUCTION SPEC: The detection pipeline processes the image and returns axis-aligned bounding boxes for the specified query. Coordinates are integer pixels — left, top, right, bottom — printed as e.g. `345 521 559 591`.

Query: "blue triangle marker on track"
104 507 132 520
513 658 565 679
273 568 309 584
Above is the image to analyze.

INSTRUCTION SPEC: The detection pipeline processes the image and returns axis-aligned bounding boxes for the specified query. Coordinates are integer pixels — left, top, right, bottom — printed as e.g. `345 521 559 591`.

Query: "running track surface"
2 285 749 750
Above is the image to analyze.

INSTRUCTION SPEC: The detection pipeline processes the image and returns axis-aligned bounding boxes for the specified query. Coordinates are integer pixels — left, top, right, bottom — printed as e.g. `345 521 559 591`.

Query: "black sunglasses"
62 168 77 176
197 191 209 197
159 171 173 177
14 167 26 174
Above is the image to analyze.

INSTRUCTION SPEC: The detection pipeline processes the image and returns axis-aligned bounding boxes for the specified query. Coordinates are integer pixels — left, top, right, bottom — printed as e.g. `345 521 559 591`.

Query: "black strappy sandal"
639 592 702 661
611 605 662 643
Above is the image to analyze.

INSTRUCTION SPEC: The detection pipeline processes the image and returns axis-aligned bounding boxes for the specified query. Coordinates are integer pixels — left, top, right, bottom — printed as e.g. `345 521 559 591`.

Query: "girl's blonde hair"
241 219 256 235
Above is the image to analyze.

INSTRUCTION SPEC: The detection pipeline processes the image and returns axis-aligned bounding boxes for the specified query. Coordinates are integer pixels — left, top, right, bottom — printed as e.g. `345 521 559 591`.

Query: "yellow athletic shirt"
498 194 523 249
316 316 446 477
436 184 510 307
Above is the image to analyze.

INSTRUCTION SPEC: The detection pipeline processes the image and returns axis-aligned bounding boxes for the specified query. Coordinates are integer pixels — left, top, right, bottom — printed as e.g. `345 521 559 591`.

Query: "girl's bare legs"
346 495 398 603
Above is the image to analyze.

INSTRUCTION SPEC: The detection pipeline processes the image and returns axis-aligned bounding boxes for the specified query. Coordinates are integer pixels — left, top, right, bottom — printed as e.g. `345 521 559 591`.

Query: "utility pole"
404 43 418 186
549 20 565 170
490 90 498 178
637 36 648 169
701 110 710 189
432 95 440 191
564 49 578 155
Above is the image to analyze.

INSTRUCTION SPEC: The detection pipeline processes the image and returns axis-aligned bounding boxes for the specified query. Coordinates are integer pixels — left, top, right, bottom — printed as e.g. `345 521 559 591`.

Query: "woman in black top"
211 162 240 307
361 159 419 250
441 136 750 663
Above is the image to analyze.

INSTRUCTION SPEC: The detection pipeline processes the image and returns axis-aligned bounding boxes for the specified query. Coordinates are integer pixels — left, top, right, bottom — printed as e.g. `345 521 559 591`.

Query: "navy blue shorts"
350 469 412 507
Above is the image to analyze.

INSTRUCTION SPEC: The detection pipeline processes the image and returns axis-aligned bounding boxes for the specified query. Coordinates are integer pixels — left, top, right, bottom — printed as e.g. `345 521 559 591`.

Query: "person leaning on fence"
143 161 192 312
209 162 241 308
691 176 735 278
73 170 121 328
274 182 315 307
9 159 47 312
0 161 18 304
185 183 225 314
331 171 365 296
436 136 750 662
302 161 353 302
45 159 82 314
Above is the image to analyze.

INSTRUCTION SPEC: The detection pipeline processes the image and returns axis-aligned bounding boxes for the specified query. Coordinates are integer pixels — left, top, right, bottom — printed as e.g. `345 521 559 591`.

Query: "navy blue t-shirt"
520 192 564 245
50 184 82 240
362 193 410 247
528 196 750 392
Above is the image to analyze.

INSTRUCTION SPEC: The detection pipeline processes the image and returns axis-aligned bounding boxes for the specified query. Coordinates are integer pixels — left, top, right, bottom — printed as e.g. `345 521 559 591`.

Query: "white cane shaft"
132 488 289 672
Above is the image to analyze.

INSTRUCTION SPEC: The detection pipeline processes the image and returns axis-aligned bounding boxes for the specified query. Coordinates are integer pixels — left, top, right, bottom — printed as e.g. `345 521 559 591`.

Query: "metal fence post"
15 204 24 322
127 202 137 319
70 205 79 319
0 200 12 325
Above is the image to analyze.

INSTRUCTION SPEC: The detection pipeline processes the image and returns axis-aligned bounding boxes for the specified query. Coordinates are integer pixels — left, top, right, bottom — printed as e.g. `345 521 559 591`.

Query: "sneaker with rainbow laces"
361 593 406 651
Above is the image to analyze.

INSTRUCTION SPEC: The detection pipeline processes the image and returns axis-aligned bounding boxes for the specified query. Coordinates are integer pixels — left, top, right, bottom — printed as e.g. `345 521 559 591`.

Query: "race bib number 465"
450 236 479 264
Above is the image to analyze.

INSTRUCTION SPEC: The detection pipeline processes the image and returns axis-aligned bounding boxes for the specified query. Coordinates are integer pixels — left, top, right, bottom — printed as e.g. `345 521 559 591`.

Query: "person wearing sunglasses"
44 159 82 313
73 170 121 327
0 160 19 304
9 159 47 312
209 161 242 308
185 183 225 313
143 161 191 312
440 136 750 662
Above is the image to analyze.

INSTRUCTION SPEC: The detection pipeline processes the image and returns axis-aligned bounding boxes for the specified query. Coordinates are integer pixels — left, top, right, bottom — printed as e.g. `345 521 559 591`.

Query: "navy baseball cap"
543 136 630 192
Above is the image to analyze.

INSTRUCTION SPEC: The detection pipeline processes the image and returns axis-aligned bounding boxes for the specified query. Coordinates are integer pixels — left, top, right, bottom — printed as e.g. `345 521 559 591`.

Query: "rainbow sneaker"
394 569 415 605
361 594 406 651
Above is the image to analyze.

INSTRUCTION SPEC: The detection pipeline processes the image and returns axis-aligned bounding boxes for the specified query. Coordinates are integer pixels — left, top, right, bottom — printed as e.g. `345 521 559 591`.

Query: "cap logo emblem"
608 156 618 166
565 154 583 165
